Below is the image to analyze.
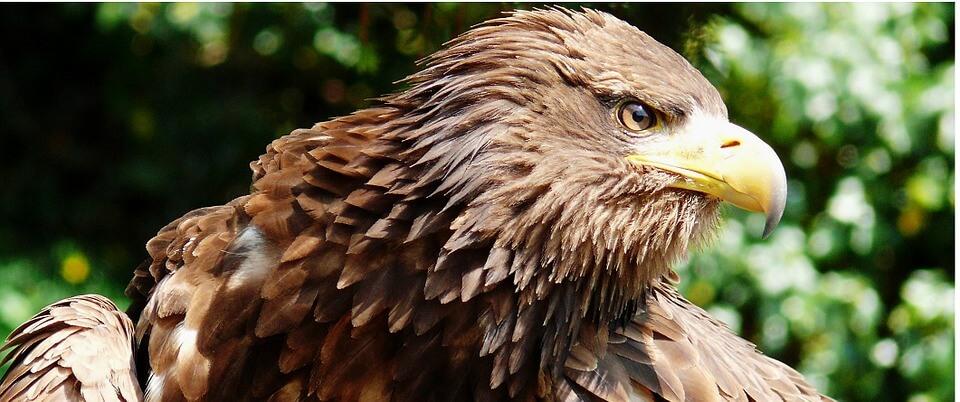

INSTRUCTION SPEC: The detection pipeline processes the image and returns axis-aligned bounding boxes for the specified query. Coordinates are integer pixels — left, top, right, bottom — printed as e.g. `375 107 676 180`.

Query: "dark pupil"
631 105 647 124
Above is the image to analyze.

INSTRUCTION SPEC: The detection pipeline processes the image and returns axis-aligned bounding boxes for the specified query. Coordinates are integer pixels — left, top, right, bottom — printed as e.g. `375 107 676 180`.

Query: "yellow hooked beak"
627 118 787 238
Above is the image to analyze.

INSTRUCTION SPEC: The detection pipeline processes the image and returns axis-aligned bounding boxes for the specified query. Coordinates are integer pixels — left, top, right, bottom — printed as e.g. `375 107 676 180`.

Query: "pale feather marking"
225 227 274 291
143 373 163 402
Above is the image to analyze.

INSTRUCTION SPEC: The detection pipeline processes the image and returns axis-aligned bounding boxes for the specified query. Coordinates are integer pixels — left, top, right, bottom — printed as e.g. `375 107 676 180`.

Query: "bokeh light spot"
61 252 91 285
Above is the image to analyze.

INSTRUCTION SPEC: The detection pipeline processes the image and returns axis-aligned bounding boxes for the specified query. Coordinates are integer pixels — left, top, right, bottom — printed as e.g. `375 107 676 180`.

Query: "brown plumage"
0 295 140 402
1 8 830 402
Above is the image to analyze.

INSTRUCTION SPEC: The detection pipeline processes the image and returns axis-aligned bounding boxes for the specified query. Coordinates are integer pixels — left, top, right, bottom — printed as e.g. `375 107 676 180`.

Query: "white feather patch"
175 327 198 354
144 373 164 402
226 226 274 291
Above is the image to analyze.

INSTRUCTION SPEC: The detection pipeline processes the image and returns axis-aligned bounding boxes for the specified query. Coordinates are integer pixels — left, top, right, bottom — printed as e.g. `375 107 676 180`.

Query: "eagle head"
379 8 787 303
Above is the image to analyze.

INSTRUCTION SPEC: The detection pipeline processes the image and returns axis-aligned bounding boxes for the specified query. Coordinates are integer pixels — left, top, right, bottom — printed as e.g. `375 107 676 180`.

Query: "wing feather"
0 295 141 402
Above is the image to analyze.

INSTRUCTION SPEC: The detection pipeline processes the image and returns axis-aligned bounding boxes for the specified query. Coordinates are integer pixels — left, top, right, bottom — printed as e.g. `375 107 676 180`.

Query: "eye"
617 101 658 132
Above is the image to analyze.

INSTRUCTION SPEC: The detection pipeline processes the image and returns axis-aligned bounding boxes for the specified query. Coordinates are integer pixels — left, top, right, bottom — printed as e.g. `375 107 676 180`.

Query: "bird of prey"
0 8 831 402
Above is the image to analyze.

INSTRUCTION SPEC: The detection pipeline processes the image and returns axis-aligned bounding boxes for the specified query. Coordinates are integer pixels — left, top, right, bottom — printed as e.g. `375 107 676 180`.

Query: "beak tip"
761 190 787 239
762 164 788 239
761 218 778 239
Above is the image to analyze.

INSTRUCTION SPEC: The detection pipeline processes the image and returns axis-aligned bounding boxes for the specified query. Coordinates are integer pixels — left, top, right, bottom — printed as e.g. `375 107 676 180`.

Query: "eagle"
0 8 830 402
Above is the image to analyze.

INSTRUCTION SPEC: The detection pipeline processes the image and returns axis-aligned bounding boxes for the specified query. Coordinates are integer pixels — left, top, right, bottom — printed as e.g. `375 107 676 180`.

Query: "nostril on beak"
721 140 741 149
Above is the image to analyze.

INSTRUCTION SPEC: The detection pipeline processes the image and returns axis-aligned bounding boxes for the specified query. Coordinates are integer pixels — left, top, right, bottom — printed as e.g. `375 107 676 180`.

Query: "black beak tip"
761 208 784 239
762 221 776 239
761 181 788 239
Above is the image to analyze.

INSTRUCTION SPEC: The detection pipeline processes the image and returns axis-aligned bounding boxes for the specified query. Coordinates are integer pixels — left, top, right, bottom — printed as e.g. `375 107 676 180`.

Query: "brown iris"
618 101 657 132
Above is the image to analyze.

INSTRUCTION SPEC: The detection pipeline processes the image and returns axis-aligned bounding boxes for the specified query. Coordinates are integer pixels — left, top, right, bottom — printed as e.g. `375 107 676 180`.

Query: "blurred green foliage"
0 4 952 401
